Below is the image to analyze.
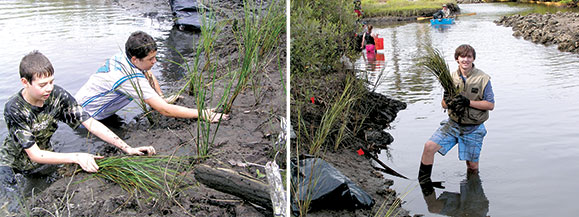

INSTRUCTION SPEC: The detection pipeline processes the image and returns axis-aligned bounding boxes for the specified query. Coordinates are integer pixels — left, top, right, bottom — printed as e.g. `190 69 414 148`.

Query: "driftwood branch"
194 164 272 209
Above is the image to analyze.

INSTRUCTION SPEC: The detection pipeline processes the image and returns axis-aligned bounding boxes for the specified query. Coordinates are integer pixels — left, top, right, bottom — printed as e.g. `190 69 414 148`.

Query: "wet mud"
26 0 285 216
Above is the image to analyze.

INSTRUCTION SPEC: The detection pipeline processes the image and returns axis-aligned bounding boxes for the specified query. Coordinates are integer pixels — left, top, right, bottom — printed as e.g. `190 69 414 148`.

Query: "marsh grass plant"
361 0 454 17
224 0 285 113
290 152 323 216
312 76 360 154
291 76 370 216
168 5 229 157
85 156 183 200
418 46 460 97
372 184 416 217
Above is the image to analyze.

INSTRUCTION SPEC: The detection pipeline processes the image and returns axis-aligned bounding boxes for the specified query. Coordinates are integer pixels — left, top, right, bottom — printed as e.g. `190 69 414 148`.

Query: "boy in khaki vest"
418 44 495 195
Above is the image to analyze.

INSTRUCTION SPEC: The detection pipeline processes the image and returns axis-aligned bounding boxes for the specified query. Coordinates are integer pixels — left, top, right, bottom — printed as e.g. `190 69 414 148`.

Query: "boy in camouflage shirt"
0 51 156 211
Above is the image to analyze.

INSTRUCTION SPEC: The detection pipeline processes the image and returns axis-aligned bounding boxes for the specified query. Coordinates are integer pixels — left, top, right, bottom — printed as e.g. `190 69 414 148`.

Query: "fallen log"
194 164 272 210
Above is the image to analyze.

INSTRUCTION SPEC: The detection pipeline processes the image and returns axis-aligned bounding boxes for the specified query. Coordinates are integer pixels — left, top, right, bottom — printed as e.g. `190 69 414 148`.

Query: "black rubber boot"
418 163 434 195
418 163 433 183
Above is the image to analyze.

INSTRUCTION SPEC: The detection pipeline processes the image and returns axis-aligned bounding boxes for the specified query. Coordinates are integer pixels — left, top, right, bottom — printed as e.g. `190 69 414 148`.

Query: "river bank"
24 0 285 216
494 11 579 53
290 61 411 216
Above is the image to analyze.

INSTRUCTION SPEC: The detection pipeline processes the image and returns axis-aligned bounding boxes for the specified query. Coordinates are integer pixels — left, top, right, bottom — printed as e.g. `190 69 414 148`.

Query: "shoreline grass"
224 0 285 113
361 0 455 18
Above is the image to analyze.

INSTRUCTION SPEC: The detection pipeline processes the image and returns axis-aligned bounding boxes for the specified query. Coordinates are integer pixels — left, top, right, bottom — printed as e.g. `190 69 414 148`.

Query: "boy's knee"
466 161 479 170
423 141 440 154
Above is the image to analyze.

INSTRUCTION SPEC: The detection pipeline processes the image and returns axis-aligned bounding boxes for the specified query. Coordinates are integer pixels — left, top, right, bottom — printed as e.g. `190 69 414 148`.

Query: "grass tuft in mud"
87 156 184 199
224 0 285 113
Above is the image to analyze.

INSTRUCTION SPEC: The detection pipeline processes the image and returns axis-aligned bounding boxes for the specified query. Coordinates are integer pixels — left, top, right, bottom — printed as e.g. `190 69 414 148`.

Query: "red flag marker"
311 97 315 104
357 148 364 156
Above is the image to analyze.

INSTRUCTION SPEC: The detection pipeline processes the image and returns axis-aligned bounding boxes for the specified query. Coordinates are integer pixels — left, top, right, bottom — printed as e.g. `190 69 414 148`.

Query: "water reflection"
372 3 579 216
356 23 438 104
432 24 452 32
422 173 489 217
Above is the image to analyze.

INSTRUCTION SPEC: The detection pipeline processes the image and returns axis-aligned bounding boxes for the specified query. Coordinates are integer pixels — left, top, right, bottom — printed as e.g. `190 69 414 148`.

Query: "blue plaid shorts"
429 119 487 162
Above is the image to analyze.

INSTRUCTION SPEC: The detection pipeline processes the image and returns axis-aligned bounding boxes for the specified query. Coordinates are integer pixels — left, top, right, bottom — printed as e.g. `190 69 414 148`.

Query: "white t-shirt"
75 52 158 120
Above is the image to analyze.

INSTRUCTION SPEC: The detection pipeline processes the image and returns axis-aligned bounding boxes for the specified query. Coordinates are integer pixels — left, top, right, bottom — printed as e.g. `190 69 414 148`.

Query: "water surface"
356 3 579 216
0 0 195 199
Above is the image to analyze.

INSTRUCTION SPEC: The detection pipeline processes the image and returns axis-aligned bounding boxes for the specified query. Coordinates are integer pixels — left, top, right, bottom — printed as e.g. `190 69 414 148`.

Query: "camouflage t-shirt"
0 85 90 171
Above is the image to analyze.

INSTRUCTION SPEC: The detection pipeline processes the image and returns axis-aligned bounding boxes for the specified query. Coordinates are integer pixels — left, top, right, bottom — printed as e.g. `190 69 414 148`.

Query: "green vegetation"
291 0 359 76
291 0 405 216
418 46 460 97
188 6 227 157
224 0 285 113
88 156 182 199
361 0 455 18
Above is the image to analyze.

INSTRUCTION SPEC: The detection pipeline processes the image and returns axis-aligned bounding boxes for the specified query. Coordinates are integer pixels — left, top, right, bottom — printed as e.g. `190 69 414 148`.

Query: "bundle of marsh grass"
418 46 460 97
85 156 185 198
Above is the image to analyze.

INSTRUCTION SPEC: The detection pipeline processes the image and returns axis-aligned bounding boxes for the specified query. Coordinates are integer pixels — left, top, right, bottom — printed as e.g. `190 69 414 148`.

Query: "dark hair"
454 44 476 60
19 50 54 83
368 25 373 33
125 31 157 59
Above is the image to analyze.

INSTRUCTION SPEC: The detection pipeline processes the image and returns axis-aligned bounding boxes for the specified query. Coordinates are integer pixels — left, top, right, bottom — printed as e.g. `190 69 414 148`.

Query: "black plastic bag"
170 0 204 31
291 157 374 213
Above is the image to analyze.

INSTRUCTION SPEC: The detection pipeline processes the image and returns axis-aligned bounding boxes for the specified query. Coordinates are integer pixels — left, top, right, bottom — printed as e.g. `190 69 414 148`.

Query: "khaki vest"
448 67 491 125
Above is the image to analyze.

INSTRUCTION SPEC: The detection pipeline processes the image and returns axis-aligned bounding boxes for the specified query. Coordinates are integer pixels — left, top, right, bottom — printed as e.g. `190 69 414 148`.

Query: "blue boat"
430 18 455 25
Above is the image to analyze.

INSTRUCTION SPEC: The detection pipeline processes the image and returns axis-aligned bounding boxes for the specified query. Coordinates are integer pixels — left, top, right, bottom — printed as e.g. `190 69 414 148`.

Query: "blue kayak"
430 18 455 25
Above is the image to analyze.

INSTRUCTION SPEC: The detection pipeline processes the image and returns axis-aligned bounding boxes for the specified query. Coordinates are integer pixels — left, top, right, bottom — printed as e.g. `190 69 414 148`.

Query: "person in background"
75 31 228 123
418 44 495 195
354 0 363 18
0 51 156 211
433 4 451 19
360 25 376 54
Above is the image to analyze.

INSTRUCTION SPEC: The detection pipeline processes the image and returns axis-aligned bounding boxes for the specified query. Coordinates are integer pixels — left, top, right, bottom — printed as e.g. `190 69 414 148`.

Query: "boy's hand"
75 153 104 173
125 146 156 156
452 95 470 107
164 94 183 104
203 108 230 123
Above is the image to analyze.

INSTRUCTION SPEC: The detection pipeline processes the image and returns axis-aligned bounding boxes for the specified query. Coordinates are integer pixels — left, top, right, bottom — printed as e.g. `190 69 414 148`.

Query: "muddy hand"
164 94 183 104
75 153 104 173
127 146 156 156
204 108 230 123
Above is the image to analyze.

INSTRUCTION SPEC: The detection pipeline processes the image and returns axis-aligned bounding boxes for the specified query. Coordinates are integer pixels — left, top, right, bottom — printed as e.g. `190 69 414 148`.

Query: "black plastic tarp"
170 0 203 30
291 157 374 213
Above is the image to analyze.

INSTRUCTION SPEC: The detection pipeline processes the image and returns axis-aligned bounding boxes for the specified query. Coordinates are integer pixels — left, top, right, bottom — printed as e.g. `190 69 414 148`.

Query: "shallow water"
356 3 579 216
0 0 198 200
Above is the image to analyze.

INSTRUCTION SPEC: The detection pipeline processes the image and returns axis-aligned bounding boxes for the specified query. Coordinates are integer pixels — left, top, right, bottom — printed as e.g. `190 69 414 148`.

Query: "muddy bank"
291 67 410 216
494 11 579 53
26 0 285 216
306 92 409 217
